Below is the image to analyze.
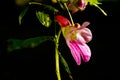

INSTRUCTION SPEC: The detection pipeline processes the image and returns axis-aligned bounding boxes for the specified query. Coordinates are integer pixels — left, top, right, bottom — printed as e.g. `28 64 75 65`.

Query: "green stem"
55 30 62 80
64 3 74 26
55 46 61 80
94 4 107 16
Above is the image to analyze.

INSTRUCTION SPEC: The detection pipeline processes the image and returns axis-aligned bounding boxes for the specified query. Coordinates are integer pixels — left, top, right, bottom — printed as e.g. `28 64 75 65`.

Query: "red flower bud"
55 15 71 27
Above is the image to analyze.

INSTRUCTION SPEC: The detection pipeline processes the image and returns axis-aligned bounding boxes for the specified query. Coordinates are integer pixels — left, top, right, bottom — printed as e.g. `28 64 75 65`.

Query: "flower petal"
77 42 91 62
76 32 86 43
77 28 92 43
66 40 81 65
80 21 90 29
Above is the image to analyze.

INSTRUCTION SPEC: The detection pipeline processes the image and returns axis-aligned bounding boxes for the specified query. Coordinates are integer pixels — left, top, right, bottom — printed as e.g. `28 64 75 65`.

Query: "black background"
0 0 120 80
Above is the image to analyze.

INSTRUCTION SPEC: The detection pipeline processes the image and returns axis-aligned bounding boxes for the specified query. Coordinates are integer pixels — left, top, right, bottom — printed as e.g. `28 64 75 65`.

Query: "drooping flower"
55 15 92 65
68 0 88 13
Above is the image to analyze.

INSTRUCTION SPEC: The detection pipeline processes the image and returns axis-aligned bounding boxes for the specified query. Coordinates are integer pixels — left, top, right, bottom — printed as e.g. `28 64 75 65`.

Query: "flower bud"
55 15 71 27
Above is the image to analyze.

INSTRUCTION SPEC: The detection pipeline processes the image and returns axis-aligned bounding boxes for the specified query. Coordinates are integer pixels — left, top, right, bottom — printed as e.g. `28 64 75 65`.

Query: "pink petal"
76 32 86 43
80 22 90 29
77 42 91 62
67 40 91 64
66 40 81 65
77 28 92 43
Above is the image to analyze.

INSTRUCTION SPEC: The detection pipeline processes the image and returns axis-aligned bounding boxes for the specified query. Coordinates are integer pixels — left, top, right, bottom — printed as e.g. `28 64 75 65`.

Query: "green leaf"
36 11 52 27
7 39 23 51
19 7 29 25
7 36 53 52
59 53 73 80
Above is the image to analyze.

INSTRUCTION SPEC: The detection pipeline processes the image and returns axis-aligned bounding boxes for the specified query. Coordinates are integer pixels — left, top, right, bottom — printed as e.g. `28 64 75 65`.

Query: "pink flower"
55 15 92 65
68 0 87 13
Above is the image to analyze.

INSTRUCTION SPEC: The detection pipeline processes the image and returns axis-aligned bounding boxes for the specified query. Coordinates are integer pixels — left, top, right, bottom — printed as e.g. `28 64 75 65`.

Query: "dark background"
0 0 120 80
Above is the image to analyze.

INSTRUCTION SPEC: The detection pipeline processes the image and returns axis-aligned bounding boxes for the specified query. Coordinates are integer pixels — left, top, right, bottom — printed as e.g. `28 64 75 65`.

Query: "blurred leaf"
59 53 73 80
19 7 29 25
7 36 53 52
36 11 52 27
7 39 23 51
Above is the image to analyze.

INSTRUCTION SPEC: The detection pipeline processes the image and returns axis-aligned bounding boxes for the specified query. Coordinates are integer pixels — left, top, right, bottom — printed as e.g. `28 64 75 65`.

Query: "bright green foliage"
36 11 52 27
7 36 53 52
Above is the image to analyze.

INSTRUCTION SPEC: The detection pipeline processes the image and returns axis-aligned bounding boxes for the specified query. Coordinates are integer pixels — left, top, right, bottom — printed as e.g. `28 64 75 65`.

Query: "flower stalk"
55 30 62 80
64 3 74 26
